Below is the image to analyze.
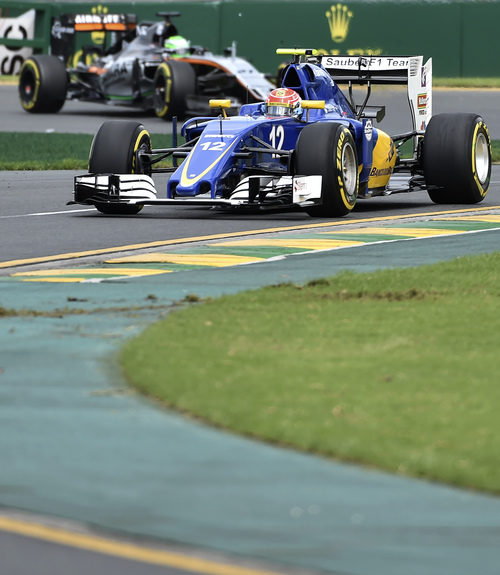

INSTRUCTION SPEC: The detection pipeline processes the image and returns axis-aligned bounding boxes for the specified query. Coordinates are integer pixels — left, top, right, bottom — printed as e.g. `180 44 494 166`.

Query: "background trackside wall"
1 0 499 77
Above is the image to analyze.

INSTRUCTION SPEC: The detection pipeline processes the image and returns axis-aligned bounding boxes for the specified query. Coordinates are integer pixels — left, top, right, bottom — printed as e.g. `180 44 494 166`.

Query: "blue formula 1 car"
72 49 491 217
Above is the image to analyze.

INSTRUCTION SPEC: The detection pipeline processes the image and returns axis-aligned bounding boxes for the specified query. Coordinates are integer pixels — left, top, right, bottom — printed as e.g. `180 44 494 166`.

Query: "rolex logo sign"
326 3 353 43
90 4 108 45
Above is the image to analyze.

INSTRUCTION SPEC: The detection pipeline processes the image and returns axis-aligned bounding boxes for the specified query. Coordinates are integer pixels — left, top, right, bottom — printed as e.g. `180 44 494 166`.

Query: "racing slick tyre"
89 121 152 215
423 113 491 204
18 55 68 113
153 60 196 120
296 122 358 217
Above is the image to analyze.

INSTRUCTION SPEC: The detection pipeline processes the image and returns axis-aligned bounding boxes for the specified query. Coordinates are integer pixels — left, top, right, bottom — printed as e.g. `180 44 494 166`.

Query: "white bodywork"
74 174 323 207
177 49 274 102
230 175 323 204
76 174 157 200
322 55 433 132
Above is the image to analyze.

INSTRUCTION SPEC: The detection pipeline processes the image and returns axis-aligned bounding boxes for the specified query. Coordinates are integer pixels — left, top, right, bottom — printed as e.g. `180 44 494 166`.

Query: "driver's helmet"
265 88 302 118
164 35 191 56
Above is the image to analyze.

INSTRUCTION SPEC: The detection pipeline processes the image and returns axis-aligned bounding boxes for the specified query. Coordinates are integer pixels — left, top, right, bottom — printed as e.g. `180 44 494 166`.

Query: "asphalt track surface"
1 86 500 575
3 84 500 137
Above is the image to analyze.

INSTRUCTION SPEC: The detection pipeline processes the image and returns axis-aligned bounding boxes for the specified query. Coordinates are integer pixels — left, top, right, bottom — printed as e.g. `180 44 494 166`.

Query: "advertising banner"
0 8 35 75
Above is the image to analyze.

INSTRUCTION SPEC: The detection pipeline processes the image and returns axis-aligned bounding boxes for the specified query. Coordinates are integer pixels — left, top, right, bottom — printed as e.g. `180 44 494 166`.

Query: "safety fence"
1 0 499 77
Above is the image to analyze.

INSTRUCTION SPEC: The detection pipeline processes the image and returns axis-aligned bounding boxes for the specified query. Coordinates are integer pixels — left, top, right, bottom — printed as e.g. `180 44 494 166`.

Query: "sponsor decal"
294 179 307 194
74 6 128 44
417 93 427 109
0 8 35 75
369 166 393 177
273 88 288 97
292 176 322 202
323 56 409 69
106 61 129 79
51 21 75 40
387 141 395 163
364 119 373 142
421 66 427 88
336 128 357 208
204 134 236 139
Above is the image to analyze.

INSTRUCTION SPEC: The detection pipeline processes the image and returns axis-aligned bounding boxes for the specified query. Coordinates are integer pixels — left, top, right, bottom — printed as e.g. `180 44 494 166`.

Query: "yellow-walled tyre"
89 121 152 215
423 113 491 204
153 60 196 120
18 55 67 113
296 122 358 217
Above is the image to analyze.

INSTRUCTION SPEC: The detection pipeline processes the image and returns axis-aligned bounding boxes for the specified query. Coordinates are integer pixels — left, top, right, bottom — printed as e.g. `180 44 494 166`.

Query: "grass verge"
1 132 500 170
4 75 500 88
121 252 500 494
0 132 175 170
433 77 500 88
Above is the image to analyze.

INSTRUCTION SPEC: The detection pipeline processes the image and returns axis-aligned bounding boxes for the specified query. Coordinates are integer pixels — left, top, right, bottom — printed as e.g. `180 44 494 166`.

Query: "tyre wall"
0 0 499 77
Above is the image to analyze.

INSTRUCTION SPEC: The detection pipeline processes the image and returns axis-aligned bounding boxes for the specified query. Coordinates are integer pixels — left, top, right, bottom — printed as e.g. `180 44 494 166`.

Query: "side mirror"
301 100 325 120
209 99 232 118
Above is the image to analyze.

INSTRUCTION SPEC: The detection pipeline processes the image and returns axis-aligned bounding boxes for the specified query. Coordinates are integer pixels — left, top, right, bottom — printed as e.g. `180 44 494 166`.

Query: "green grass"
4 74 500 88
1 131 500 170
1 132 94 170
434 77 500 88
0 75 16 84
121 252 500 494
491 140 500 161
0 132 175 170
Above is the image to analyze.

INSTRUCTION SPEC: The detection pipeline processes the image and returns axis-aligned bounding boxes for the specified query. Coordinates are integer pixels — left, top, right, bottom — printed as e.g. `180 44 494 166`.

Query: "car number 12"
270 125 284 150
200 141 226 151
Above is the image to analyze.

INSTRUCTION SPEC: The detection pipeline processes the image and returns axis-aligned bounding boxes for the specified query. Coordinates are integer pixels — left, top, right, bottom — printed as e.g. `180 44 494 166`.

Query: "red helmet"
265 88 302 117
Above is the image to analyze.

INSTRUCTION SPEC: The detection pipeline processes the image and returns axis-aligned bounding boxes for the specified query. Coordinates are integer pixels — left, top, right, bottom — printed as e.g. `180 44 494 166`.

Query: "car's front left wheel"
19 55 68 113
296 122 358 217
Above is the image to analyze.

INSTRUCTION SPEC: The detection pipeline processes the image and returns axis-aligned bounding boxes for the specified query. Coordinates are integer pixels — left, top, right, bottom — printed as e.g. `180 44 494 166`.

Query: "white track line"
0 208 95 218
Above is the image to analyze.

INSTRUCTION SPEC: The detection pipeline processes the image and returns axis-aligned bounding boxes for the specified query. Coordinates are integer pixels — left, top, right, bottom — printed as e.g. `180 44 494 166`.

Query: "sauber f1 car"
70 49 491 217
18 12 273 118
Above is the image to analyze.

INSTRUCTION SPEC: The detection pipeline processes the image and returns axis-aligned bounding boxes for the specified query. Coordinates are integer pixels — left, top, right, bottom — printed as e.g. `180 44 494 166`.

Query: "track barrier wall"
1 0 499 77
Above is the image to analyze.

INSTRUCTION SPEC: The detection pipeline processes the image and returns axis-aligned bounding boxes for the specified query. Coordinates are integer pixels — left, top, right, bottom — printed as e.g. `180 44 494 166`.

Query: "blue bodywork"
166 61 383 200
76 52 492 216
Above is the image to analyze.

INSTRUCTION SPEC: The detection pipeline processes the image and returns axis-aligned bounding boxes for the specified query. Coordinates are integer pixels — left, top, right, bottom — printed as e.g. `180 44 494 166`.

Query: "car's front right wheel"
153 60 196 120
89 121 152 215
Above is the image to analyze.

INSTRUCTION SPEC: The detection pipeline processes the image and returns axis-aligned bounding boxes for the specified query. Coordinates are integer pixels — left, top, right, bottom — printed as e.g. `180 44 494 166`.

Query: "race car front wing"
71 173 323 210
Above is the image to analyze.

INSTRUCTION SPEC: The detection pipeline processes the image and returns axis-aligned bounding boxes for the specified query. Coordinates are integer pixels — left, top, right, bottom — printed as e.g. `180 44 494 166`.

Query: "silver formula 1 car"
71 49 491 217
18 12 274 118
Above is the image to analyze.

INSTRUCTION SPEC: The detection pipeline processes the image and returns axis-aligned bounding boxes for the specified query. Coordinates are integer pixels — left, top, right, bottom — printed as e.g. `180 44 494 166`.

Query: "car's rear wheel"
296 122 358 217
89 121 152 215
18 55 68 113
153 60 196 120
423 113 491 204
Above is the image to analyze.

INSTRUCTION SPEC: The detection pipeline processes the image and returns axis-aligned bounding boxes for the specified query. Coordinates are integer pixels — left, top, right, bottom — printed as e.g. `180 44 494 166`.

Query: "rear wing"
51 13 137 62
57 13 137 33
322 55 432 132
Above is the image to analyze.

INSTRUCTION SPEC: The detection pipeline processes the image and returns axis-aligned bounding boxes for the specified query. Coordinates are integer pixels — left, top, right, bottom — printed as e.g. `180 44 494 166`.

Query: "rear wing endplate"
322 55 432 132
